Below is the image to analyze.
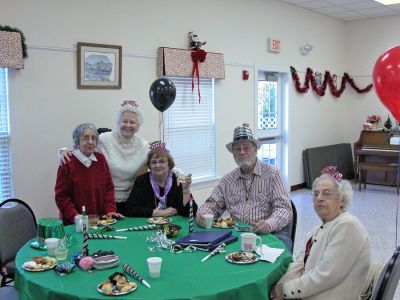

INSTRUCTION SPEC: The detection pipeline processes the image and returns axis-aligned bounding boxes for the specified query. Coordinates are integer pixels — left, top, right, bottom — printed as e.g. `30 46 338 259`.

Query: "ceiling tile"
317 6 348 13
279 0 400 21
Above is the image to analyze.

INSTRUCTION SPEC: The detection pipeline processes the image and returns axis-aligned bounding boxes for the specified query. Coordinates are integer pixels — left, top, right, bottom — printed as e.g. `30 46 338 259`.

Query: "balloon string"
159 112 164 142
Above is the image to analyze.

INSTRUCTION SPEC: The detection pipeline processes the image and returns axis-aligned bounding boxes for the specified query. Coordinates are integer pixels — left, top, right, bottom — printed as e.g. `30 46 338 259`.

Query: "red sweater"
55 152 116 225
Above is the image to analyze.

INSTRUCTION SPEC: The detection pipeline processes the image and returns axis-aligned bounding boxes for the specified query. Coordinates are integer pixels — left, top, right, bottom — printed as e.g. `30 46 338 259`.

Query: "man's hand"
251 219 271 234
196 213 206 228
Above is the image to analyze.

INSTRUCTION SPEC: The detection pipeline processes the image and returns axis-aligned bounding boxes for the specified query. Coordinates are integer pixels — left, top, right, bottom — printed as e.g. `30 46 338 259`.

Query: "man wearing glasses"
196 123 293 251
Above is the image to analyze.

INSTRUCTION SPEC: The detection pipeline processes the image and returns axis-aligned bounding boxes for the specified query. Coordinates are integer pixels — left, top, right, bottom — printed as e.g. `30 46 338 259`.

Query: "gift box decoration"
157 47 225 79
0 31 24 69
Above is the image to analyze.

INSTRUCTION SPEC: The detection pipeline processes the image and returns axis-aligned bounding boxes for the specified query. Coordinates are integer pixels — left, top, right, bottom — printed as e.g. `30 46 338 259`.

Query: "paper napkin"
255 244 284 263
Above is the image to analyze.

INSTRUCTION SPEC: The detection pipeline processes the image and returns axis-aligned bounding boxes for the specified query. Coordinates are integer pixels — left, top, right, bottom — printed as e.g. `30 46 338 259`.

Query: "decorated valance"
0 27 26 69
157 47 225 79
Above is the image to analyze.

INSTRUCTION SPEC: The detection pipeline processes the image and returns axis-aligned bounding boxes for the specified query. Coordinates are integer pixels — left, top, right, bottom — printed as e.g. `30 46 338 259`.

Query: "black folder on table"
175 230 232 248
194 235 238 252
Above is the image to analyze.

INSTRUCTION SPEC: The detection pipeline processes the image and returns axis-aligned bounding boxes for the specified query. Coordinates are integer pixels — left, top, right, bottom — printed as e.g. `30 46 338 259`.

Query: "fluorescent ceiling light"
374 0 400 4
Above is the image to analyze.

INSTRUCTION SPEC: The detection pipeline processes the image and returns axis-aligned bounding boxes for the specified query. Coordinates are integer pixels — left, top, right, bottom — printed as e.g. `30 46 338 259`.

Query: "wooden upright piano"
354 130 399 194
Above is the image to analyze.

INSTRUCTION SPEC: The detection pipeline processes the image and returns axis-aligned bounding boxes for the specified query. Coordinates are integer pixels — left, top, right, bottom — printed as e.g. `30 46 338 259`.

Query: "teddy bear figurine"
189 31 206 50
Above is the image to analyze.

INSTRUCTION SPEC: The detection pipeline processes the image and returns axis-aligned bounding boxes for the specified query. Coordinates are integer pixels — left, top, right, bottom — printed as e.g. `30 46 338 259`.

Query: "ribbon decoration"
191 49 207 103
82 218 89 256
123 263 151 288
188 195 194 234
87 233 127 240
116 225 159 232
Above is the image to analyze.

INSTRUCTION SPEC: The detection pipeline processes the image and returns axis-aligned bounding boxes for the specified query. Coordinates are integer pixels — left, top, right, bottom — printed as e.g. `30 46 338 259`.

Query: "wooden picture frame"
77 42 122 89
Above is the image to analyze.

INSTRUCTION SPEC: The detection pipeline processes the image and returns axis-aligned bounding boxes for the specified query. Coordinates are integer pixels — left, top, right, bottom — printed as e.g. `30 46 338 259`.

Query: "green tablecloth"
15 217 292 300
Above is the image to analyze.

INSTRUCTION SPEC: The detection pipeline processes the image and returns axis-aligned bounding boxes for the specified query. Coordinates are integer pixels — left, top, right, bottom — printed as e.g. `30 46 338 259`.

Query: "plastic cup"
88 214 98 228
177 173 186 185
45 238 59 256
204 214 214 229
74 215 83 232
147 257 162 278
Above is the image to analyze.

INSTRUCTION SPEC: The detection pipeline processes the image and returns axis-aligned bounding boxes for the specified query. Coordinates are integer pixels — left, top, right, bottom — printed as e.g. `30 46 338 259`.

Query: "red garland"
191 49 207 103
290 66 373 97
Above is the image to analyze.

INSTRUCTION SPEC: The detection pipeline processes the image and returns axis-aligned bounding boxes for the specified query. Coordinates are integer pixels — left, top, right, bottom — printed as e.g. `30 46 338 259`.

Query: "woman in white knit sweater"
60 101 149 214
270 167 371 300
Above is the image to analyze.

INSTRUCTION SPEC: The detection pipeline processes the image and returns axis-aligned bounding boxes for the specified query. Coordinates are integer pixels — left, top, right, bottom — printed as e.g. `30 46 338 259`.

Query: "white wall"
345 16 400 143
2 0 372 219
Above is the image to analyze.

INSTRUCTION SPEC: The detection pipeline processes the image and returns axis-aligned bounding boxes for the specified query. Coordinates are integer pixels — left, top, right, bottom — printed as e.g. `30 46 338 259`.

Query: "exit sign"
267 38 281 53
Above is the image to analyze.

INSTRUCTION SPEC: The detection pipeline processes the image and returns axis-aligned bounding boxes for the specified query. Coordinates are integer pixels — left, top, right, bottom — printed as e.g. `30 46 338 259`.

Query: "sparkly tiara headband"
121 100 139 107
149 141 169 153
320 165 343 182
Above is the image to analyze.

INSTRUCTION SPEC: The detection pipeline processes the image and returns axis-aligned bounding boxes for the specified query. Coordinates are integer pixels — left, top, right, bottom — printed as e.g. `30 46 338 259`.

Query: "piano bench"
358 163 399 195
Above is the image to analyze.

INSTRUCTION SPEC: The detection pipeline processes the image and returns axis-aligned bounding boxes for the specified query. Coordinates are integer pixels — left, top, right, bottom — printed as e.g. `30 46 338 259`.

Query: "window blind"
0 68 13 201
164 77 215 181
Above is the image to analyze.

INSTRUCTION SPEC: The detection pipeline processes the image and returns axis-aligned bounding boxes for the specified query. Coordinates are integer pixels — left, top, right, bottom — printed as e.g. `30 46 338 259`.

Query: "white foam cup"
45 238 59 256
147 257 162 278
204 214 214 229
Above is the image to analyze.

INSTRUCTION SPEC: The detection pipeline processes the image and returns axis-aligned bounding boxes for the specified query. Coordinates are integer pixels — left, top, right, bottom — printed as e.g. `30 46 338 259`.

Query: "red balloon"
373 45 400 121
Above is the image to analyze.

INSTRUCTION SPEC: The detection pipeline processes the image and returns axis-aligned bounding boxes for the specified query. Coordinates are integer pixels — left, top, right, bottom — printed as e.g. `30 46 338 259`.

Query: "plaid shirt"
198 159 292 232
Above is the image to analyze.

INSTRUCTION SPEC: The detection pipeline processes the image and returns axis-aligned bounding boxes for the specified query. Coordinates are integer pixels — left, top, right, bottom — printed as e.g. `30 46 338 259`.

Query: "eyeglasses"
80 135 97 142
233 144 254 153
150 159 168 166
311 189 337 198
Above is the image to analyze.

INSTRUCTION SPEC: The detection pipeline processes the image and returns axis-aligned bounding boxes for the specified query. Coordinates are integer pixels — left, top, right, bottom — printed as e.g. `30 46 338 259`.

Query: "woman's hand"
153 207 177 217
270 284 284 300
59 149 73 165
181 173 192 192
107 212 125 219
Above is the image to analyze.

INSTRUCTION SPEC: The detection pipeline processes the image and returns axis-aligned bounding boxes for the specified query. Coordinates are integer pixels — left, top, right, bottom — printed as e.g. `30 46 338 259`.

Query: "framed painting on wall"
77 42 122 89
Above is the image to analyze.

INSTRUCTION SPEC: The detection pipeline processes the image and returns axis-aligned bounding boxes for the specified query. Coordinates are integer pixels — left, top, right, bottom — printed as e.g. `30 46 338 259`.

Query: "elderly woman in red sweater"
55 123 123 225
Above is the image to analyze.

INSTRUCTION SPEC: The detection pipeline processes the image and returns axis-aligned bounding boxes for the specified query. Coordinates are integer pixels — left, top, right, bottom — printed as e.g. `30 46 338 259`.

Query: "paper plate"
147 217 172 225
97 219 118 226
97 281 137 296
22 263 56 272
212 222 235 229
225 252 260 264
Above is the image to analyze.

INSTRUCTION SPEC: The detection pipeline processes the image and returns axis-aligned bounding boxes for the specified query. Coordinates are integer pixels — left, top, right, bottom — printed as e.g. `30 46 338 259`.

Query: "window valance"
0 30 24 69
157 47 225 79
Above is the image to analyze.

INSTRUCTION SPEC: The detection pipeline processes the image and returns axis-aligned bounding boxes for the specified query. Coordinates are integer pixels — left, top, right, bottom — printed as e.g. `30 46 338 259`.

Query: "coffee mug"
240 232 262 251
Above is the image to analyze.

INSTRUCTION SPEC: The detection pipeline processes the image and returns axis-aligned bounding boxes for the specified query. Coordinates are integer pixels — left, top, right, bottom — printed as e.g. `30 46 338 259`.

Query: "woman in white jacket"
270 167 371 300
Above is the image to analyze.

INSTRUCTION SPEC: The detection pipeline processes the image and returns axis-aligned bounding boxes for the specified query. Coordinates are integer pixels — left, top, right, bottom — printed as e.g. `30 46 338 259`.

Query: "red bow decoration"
191 49 207 103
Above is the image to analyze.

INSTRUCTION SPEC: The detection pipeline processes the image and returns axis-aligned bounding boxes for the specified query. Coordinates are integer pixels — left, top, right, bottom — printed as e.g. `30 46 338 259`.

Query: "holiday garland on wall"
290 66 373 97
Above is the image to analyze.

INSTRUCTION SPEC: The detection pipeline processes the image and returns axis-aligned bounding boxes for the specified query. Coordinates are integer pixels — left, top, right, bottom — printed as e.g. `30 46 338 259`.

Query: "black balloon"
149 78 176 112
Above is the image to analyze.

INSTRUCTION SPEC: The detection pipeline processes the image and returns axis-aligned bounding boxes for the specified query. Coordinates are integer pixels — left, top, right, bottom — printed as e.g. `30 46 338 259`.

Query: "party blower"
123 264 151 288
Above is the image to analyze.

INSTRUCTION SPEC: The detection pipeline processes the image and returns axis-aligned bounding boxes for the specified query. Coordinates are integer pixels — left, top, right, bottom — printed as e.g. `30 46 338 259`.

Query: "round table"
15 216 292 300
